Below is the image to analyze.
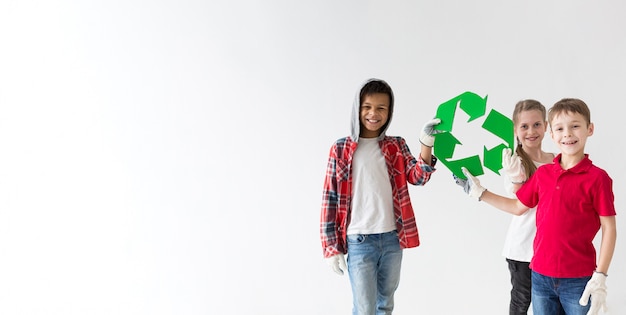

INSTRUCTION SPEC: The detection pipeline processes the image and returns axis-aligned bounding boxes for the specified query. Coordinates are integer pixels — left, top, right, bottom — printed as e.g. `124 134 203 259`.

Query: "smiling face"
359 93 390 138
515 109 548 151
550 111 594 157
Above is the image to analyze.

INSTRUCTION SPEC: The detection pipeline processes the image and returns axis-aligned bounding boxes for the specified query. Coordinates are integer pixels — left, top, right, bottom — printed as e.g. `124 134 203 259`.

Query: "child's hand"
453 167 486 201
419 118 442 147
579 271 608 314
326 254 347 276
501 148 526 184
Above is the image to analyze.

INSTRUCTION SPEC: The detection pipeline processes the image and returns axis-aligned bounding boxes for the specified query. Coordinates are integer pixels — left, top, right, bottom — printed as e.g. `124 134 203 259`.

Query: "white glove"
326 253 347 276
501 148 527 184
419 118 442 147
453 167 486 201
579 272 608 315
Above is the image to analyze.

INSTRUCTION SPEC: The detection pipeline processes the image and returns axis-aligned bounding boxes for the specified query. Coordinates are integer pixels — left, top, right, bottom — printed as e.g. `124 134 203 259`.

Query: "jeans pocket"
347 234 366 244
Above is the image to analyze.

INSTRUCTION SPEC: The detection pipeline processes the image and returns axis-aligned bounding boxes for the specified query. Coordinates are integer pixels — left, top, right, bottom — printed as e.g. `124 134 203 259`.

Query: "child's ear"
588 122 594 136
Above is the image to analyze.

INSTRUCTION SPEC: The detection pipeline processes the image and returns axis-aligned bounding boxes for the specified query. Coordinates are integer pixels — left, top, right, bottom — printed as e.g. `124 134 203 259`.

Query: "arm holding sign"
501 148 527 185
419 118 441 147
419 118 441 165
454 167 530 216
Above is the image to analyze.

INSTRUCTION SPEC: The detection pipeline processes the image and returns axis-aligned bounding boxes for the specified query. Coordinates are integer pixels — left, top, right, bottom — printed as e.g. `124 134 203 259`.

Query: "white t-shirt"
501 160 545 262
347 138 395 235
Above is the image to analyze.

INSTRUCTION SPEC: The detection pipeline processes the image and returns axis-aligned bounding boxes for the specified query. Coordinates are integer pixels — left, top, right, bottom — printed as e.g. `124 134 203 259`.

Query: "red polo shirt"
516 154 616 278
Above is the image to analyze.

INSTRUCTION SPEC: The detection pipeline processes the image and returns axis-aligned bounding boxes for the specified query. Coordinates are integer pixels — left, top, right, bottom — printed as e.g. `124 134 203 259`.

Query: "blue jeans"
531 271 590 315
347 231 402 315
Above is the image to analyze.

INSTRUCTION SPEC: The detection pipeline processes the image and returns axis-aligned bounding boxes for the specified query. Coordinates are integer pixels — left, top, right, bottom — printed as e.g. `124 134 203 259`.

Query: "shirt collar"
551 153 592 174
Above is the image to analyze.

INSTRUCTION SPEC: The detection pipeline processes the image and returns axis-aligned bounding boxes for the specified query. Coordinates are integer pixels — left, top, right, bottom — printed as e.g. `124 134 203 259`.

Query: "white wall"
1 1 624 314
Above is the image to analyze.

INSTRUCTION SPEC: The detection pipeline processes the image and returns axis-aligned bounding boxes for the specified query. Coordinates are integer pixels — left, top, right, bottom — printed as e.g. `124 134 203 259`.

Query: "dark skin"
360 93 434 166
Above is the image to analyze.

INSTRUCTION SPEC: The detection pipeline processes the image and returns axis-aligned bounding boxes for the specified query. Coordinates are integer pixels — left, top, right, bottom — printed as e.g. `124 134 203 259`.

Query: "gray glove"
419 118 442 147
453 167 486 201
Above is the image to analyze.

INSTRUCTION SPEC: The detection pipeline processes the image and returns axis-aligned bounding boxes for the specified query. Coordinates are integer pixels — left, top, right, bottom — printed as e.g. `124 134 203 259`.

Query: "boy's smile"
550 111 594 164
360 93 390 138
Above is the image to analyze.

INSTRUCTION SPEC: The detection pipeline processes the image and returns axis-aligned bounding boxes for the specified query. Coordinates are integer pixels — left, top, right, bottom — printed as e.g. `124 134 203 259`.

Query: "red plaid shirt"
320 136 436 258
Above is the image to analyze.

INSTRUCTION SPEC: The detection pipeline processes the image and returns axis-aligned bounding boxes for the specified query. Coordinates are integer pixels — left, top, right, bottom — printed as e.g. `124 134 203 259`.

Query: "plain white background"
0 1 624 314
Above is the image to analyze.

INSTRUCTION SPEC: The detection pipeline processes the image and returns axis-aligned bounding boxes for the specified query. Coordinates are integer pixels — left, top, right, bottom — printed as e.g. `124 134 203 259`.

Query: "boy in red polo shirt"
456 98 616 315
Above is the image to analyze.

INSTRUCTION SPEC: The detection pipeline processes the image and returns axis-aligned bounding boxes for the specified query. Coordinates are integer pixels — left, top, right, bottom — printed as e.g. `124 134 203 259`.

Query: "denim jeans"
347 231 402 315
506 259 532 315
531 271 590 315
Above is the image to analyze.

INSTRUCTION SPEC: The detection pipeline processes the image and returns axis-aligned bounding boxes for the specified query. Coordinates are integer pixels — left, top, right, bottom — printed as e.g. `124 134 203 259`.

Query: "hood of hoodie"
350 78 394 142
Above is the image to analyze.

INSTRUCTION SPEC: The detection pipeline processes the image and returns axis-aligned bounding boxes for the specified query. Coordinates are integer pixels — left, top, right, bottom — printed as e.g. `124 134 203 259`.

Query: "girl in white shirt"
500 99 555 315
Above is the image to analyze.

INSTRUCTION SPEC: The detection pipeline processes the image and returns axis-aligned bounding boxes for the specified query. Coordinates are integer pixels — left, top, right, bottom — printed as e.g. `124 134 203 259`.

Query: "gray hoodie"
350 78 395 142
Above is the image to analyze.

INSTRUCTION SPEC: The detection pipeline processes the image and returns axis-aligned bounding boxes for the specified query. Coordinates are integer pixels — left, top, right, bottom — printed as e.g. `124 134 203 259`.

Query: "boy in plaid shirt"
320 78 440 314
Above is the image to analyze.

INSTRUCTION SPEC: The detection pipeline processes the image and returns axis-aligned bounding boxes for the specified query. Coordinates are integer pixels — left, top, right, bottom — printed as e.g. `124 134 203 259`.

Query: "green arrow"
458 92 487 122
440 155 484 179
483 143 508 175
434 92 488 131
482 109 514 148
434 97 458 132
433 132 461 159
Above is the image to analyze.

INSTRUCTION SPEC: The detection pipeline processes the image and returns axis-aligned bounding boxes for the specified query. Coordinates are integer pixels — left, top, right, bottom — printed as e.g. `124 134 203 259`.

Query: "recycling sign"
433 91 514 179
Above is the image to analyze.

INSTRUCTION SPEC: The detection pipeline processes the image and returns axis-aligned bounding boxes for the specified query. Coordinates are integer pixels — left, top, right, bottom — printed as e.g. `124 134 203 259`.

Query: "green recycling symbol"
433 91 514 179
